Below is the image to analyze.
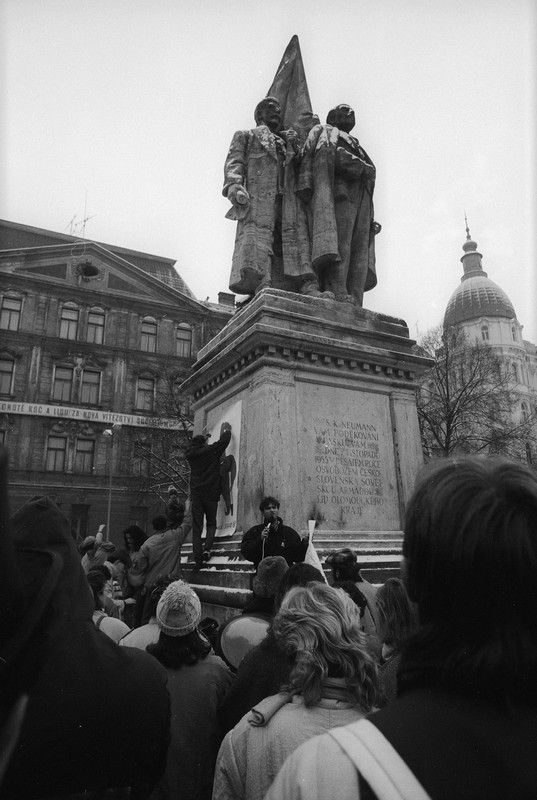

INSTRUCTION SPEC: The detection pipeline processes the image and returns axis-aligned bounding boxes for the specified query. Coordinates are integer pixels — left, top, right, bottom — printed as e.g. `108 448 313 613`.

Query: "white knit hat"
156 580 201 637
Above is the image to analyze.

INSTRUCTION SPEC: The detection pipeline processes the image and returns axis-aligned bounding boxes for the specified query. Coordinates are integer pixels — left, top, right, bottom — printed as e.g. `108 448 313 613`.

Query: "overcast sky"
2 0 535 342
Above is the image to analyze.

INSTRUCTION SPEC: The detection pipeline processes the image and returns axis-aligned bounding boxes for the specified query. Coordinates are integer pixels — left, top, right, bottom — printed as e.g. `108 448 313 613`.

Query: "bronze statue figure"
298 104 380 305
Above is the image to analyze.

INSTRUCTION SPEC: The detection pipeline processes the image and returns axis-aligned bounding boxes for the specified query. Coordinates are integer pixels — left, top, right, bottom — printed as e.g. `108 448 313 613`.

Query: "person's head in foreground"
272 581 380 711
147 580 210 668
402 456 537 703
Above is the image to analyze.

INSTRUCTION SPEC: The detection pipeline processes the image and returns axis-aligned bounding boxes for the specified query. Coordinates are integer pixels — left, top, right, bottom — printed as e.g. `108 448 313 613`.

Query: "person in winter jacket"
137 504 192 623
240 496 308 570
147 580 234 800
80 528 116 573
212 582 380 800
166 485 184 526
324 547 380 637
186 422 232 569
375 577 418 705
86 567 131 644
2 493 170 800
266 457 537 800
217 556 289 670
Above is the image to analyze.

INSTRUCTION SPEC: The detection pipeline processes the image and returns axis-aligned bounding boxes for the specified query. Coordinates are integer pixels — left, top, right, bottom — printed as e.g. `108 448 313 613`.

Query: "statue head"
326 104 355 133
254 96 282 133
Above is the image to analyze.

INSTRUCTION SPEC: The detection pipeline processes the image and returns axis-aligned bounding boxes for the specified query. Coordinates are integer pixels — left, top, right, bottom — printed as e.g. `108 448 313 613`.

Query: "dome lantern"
443 222 516 328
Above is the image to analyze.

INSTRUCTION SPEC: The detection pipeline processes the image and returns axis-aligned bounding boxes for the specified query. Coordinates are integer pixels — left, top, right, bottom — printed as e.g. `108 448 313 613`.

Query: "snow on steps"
180 529 403 623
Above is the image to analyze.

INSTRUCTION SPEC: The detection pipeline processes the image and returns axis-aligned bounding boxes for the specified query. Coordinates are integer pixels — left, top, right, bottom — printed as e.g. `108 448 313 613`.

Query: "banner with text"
0 400 185 430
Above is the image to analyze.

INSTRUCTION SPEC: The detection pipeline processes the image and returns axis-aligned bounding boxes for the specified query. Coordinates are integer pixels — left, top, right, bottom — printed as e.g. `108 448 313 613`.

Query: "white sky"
2 0 536 341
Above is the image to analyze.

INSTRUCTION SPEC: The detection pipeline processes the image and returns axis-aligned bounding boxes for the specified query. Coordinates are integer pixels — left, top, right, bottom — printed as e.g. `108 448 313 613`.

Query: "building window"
0 430 5 444
0 358 15 395
0 296 22 331
133 439 151 476
136 378 155 412
70 504 90 542
45 436 67 471
80 370 101 405
140 317 157 353
522 402 529 422
129 505 148 531
52 367 74 402
87 308 105 344
481 325 489 341
511 325 517 341
176 324 193 358
526 443 533 465
74 438 95 473
510 363 518 383
59 304 79 340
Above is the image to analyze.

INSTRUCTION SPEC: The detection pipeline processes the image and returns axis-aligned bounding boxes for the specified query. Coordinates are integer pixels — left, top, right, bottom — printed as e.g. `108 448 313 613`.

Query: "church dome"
443 226 516 328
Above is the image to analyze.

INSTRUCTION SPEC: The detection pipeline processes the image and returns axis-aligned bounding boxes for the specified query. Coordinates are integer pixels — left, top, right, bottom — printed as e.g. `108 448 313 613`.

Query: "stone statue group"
223 97 381 306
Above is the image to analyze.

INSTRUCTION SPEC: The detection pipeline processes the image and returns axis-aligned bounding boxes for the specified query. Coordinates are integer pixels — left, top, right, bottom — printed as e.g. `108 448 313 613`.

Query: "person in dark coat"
217 557 289 671
147 580 233 800
186 422 232 569
2 493 170 800
240 496 308 570
325 547 380 637
166 485 184 527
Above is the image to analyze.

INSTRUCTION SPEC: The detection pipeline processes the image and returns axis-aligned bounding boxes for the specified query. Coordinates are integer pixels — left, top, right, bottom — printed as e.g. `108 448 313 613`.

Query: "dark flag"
267 35 318 142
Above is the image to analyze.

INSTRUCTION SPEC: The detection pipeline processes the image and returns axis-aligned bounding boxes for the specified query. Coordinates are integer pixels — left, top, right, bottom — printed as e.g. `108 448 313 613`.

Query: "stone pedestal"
180 288 432 536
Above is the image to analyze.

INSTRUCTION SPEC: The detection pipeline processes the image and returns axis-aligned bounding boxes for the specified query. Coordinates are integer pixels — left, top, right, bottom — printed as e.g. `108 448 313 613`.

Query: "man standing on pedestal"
186 422 232 570
240 496 308 571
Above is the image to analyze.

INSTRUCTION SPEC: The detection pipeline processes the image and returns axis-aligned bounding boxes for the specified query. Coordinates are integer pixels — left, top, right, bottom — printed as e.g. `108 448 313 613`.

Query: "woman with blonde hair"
212 581 380 800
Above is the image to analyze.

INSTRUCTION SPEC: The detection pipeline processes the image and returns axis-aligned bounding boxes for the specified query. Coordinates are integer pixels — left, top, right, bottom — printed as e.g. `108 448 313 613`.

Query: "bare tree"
132 363 193 504
416 325 537 462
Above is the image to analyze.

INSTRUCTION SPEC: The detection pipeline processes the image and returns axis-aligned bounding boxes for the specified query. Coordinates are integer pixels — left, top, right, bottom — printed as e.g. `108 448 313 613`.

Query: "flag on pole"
304 519 328 582
267 35 318 142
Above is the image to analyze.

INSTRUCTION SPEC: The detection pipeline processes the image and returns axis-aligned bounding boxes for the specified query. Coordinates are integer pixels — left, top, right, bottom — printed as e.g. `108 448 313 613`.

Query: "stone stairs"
180 529 403 623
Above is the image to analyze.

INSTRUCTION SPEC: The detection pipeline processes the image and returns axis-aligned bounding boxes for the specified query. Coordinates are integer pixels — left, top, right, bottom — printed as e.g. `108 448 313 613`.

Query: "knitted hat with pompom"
156 580 201 637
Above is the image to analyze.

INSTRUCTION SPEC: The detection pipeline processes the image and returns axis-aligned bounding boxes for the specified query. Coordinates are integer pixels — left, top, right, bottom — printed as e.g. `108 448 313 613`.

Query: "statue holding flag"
223 36 380 305
223 37 331 299
223 97 320 297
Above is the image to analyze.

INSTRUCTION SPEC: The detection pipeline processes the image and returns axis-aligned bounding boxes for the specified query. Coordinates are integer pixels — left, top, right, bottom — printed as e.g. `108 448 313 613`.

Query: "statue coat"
223 125 312 295
298 124 378 303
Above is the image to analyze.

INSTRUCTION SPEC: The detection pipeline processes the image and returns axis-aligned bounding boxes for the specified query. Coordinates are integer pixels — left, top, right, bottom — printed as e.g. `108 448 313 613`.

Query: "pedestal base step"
180 529 403 623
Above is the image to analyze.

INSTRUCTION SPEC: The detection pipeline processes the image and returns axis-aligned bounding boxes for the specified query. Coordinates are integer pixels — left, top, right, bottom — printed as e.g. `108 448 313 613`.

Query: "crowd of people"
1 445 537 799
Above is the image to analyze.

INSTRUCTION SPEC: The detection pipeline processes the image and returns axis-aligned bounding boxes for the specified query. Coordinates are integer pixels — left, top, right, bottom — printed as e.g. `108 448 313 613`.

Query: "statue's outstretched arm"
223 129 249 199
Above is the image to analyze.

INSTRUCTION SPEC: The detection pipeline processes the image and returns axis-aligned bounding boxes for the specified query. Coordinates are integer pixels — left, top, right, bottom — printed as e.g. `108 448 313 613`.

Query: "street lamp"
103 424 121 541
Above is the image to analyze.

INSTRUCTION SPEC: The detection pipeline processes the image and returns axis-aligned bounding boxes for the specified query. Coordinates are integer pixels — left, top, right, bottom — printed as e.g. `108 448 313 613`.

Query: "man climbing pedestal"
186 422 232 570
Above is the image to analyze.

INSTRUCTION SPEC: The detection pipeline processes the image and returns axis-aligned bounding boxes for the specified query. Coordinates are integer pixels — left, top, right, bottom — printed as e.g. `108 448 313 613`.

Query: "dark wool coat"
218 631 292 734
186 429 231 501
3 496 170 800
240 518 308 569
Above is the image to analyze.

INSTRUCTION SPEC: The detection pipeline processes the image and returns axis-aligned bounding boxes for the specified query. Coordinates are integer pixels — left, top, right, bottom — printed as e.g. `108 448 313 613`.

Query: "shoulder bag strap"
328 719 431 800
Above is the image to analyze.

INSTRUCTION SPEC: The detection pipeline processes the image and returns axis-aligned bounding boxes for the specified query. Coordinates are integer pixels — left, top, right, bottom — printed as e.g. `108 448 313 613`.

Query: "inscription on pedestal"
298 385 400 530
313 417 384 516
